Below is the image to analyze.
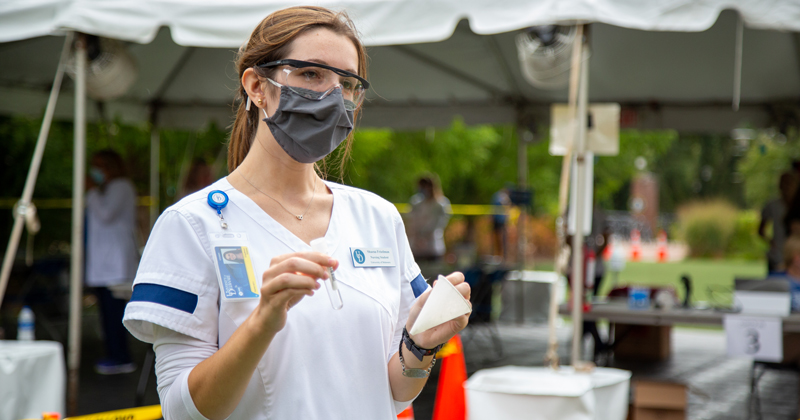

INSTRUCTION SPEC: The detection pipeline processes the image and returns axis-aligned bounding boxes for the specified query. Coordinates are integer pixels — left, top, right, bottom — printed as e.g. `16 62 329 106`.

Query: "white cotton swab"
310 238 343 310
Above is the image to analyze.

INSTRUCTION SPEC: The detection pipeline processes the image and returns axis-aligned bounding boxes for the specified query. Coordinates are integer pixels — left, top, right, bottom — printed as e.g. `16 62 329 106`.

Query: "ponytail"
228 94 259 172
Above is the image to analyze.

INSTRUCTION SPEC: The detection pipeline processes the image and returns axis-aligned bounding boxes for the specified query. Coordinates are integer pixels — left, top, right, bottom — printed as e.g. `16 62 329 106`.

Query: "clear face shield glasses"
255 59 369 111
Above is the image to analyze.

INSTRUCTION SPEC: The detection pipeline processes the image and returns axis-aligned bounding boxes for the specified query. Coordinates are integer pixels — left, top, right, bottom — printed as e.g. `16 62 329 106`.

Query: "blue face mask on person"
90 167 106 185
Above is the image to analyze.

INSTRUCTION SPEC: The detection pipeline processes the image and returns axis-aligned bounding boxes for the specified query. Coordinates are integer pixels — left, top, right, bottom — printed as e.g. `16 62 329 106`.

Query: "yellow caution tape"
64 405 162 420
0 197 153 209
394 203 507 216
1 198 503 215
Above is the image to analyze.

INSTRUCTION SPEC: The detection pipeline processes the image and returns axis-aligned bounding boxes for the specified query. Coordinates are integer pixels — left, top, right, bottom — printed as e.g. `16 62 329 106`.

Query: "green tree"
595 129 678 211
738 130 799 209
340 118 510 206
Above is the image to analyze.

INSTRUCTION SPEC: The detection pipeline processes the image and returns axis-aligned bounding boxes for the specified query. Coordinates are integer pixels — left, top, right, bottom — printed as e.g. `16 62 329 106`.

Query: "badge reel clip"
208 190 229 229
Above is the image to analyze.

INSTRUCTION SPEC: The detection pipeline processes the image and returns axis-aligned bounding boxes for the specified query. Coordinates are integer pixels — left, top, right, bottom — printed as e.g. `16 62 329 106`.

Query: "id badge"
350 247 396 268
209 232 260 300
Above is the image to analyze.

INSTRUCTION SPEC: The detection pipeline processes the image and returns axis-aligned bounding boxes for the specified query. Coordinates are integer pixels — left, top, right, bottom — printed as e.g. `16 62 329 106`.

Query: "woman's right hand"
252 252 338 334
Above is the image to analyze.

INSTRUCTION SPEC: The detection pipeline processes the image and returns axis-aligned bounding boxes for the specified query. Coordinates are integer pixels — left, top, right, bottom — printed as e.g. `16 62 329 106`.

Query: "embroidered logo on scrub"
350 248 396 268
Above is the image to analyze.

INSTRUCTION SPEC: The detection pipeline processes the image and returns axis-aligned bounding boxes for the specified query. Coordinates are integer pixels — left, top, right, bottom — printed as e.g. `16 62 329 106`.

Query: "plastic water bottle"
628 286 651 310
17 306 35 341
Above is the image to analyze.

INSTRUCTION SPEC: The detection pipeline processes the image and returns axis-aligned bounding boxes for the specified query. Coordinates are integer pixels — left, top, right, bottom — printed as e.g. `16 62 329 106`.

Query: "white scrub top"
86 178 139 287
124 178 428 419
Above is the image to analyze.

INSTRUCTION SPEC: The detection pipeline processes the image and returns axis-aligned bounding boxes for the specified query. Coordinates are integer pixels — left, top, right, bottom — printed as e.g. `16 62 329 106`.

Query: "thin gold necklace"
238 171 317 221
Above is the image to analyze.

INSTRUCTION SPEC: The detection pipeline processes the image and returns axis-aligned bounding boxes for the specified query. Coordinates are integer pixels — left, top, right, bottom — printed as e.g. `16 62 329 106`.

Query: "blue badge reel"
208 190 229 229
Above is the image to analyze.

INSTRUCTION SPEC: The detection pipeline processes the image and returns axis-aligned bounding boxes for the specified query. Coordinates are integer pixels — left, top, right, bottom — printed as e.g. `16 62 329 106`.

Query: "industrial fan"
68 35 138 101
515 25 579 90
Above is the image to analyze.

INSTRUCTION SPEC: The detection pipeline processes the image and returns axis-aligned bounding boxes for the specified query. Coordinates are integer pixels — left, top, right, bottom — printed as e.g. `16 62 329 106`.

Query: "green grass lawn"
598 259 767 307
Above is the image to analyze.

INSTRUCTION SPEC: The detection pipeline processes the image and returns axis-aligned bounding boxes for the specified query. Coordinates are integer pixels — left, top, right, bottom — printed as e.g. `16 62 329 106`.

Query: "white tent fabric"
4 0 800 47
1 2 799 131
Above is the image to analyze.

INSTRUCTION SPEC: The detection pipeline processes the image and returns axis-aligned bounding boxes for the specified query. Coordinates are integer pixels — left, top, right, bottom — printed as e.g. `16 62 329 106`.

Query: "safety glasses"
256 59 369 111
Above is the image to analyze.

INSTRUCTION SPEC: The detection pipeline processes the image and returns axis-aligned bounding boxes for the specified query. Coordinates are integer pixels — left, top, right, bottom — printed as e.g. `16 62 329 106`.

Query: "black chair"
749 361 799 420
461 264 505 359
135 348 156 407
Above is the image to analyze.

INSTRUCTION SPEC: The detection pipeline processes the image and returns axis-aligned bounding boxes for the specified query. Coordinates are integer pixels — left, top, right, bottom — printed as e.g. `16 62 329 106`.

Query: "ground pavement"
73 317 797 419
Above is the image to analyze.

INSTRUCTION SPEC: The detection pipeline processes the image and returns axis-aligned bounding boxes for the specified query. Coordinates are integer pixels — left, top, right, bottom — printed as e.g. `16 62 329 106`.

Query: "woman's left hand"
405 272 470 349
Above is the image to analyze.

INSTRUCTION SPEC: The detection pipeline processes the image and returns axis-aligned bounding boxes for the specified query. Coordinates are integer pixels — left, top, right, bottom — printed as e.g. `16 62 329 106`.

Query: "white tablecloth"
465 366 631 420
0 341 65 420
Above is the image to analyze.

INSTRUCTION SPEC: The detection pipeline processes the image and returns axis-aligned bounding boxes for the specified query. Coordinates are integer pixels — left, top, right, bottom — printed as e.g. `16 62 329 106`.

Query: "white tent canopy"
2 0 800 131
6 0 800 45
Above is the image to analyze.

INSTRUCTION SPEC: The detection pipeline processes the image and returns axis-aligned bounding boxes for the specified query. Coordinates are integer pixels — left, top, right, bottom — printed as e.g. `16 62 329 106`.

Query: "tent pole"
514 122 528 325
149 123 160 228
556 24 585 216
67 33 87 417
516 125 527 268
733 14 744 111
547 24 583 369
570 43 590 366
0 32 73 310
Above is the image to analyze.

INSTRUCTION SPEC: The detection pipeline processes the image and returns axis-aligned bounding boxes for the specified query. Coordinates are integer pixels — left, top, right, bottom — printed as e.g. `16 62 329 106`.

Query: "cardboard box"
782 333 800 366
613 324 671 361
634 381 686 409
632 407 685 420
632 380 686 420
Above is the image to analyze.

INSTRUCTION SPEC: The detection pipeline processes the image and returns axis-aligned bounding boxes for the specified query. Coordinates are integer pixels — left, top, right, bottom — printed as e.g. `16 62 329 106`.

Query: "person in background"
779 236 800 312
588 205 610 297
760 171 798 273
784 168 800 239
490 186 511 260
86 149 139 374
769 236 800 366
180 158 215 198
407 174 451 262
565 202 610 362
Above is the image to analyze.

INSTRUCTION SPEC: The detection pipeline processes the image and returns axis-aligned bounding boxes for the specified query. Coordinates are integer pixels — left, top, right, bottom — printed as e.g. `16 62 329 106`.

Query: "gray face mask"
262 86 354 164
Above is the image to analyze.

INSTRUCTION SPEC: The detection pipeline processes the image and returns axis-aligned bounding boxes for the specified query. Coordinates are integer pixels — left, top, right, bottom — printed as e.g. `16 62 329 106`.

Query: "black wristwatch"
402 327 444 361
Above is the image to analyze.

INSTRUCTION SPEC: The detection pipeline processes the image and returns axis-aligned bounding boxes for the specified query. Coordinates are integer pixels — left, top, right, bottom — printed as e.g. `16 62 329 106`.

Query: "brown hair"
779 171 799 203
784 235 800 270
417 173 444 200
228 6 368 174
92 149 126 180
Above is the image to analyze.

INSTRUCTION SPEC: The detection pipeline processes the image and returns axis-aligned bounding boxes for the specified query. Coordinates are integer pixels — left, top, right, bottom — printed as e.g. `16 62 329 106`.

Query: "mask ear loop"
245 96 252 111
262 107 270 120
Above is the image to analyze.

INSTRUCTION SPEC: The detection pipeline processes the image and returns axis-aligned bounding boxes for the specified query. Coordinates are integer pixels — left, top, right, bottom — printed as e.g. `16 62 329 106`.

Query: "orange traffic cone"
629 229 641 262
397 405 415 419
656 230 668 263
432 335 468 420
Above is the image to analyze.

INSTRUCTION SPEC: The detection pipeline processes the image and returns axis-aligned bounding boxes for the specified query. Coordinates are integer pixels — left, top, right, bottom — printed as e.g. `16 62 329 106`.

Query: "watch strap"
402 327 444 361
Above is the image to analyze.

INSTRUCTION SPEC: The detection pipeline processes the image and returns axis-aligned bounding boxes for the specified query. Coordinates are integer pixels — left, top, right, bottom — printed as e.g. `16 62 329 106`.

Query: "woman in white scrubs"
123 6 470 420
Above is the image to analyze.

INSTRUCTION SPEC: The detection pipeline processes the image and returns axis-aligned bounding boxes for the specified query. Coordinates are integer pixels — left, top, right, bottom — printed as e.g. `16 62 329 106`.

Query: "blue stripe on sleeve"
130 283 198 314
410 274 428 298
